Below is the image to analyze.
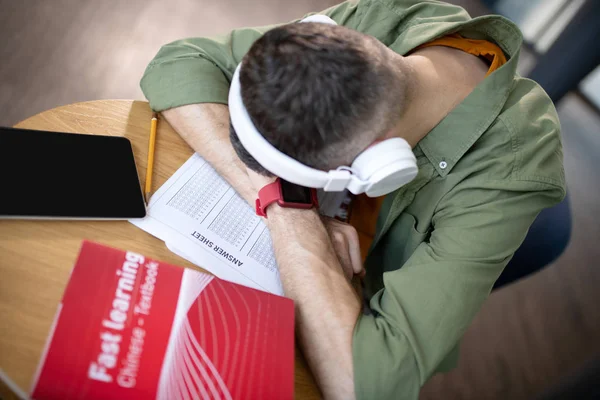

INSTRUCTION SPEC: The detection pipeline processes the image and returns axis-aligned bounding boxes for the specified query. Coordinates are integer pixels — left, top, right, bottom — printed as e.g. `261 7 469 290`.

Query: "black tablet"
0 127 147 219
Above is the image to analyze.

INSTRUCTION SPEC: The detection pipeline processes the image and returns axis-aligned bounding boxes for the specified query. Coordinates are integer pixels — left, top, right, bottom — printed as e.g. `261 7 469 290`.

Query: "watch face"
280 179 313 204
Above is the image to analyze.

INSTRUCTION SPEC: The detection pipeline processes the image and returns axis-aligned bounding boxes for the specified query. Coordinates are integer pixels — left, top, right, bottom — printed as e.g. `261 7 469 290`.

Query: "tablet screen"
0 127 147 219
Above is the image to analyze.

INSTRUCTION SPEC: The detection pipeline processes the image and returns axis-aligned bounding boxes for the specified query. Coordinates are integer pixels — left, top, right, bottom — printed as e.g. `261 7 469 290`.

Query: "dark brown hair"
230 22 406 176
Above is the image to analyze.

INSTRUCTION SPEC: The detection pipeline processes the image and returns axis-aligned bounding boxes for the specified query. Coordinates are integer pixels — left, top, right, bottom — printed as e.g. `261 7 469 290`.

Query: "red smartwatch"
255 178 319 217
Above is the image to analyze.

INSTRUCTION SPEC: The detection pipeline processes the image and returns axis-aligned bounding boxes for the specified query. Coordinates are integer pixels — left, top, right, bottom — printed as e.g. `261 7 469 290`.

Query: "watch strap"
255 179 281 217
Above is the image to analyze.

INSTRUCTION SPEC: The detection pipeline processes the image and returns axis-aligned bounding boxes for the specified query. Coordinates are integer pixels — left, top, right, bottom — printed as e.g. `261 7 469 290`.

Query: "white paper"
131 154 350 295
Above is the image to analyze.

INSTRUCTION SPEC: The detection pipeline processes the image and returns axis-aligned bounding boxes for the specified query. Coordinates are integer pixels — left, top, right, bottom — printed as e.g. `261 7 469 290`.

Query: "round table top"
0 100 320 399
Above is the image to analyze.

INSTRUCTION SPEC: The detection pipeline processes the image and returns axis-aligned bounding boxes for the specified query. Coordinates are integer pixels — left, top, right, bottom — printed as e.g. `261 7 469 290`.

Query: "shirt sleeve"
352 178 565 400
139 1 361 111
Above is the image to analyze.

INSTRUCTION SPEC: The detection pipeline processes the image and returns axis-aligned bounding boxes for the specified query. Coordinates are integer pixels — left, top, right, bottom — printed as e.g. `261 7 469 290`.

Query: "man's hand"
322 216 365 281
247 166 362 399
265 204 361 400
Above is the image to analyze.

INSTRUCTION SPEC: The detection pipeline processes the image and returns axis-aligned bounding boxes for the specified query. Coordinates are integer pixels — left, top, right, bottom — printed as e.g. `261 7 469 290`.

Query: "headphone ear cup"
365 162 419 197
351 138 418 197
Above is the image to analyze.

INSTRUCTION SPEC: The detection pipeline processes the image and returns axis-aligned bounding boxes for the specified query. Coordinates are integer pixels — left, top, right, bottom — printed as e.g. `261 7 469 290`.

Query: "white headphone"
228 15 418 197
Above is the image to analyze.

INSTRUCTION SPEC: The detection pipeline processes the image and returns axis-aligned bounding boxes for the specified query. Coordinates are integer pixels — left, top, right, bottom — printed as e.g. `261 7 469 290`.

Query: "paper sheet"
131 154 350 295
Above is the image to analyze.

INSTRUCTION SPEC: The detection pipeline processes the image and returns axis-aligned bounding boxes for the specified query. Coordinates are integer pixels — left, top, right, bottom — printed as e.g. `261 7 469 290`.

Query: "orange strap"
349 35 507 259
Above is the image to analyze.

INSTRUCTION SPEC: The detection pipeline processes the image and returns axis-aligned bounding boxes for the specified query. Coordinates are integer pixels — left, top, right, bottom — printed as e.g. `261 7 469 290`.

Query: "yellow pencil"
144 112 158 203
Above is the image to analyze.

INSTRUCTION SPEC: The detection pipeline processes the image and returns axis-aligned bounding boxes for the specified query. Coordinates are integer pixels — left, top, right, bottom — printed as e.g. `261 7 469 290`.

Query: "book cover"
31 241 294 400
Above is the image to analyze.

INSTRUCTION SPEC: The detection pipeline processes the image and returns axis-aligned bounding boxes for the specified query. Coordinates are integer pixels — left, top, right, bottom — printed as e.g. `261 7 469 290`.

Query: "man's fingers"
346 226 363 276
324 217 364 280
333 220 363 276
331 230 353 280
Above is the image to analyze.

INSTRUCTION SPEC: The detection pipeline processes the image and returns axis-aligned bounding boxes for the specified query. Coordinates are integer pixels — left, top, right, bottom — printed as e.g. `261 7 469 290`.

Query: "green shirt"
141 1 565 398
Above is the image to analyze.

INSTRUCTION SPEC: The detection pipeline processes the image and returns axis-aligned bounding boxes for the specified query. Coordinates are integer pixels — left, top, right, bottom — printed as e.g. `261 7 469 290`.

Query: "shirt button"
439 161 448 169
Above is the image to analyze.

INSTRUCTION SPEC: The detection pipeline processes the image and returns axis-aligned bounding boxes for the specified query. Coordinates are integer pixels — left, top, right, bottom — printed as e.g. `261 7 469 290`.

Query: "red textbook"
31 241 295 400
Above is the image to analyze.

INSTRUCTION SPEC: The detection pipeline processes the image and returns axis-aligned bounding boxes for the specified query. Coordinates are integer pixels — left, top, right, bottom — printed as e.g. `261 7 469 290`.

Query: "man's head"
230 22 411 176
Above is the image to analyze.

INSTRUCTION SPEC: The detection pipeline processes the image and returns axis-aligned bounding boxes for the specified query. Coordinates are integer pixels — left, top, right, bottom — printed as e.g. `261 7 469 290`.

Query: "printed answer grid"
208 195 261 248
167 163 229 222
248 227 278 273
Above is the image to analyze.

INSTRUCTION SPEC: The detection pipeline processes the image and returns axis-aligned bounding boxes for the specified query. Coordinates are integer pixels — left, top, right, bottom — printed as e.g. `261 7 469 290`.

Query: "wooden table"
0 100 320 399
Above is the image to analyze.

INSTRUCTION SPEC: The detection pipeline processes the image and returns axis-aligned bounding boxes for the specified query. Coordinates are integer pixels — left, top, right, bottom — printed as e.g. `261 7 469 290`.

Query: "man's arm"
351 180 564 399
162 104 257 204
242 169 362 399
267 206 362 400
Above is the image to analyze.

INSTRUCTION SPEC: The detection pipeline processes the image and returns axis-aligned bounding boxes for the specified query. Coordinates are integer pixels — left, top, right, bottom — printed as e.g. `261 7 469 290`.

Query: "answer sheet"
131 154 350 295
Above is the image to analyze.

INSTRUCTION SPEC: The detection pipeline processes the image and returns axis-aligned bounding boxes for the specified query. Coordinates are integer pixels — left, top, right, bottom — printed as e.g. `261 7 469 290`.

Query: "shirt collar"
404 16 524 176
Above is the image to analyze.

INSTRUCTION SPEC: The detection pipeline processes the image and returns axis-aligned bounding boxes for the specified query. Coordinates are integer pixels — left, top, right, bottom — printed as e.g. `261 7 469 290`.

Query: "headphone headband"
227 15 418 196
